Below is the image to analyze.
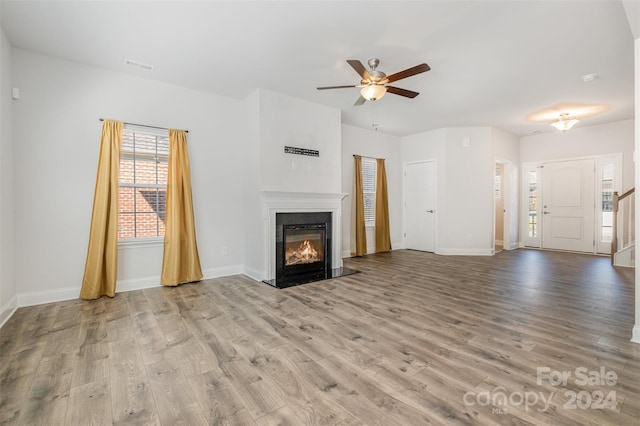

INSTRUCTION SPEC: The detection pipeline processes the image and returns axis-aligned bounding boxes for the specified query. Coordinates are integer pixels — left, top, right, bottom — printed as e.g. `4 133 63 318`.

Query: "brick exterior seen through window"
118 130 169 239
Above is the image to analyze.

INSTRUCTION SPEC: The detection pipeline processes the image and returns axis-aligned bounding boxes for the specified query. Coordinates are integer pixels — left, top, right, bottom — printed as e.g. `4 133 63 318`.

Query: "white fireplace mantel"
262 191 347 282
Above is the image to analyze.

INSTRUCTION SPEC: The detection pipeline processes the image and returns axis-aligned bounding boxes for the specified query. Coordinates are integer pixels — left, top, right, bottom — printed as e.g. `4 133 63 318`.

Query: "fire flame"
286 239 320 265
299 240 317 259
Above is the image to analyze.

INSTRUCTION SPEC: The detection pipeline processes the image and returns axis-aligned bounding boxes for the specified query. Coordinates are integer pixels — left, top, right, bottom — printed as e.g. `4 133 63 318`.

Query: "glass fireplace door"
282 224 326 276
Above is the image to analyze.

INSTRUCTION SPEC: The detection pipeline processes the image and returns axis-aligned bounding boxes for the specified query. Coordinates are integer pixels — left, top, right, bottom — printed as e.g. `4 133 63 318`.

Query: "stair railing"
611 188 635 264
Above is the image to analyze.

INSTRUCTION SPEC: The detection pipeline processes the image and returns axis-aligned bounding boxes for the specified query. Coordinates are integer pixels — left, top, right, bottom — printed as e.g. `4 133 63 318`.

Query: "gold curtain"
353 155 367 256
375 158 392 252
80 120 123 300
161 129 203 286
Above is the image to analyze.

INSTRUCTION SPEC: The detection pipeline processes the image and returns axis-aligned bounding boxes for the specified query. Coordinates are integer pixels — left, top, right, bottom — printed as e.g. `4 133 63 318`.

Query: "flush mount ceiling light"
360 84 387 101
527 103 609 123
550 112 579 131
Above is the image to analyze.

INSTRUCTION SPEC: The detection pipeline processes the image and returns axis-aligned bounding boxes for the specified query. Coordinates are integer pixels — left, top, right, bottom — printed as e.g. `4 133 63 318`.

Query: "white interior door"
404 161 436 252
541 159 595 252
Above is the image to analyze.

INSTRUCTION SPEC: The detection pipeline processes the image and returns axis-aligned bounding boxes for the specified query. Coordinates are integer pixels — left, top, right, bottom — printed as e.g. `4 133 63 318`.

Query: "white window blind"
361 158 377 226
118 128 169 240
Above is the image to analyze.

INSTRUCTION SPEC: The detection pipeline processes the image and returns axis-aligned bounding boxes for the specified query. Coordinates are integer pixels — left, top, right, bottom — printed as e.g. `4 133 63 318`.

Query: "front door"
404 161 436 252
541 159 595 252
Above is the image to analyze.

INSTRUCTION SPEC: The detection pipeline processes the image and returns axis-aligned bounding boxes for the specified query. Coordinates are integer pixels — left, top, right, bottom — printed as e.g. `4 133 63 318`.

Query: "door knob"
426 210 434 213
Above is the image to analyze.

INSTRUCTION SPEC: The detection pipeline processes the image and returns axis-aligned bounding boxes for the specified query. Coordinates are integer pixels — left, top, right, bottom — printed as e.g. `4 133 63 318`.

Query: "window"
118 128 169 240
361 158 377 226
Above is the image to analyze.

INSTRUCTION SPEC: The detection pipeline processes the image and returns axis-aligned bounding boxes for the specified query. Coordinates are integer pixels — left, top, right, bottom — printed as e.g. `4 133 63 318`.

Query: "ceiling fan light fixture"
550 113 579 131
360 84 386 101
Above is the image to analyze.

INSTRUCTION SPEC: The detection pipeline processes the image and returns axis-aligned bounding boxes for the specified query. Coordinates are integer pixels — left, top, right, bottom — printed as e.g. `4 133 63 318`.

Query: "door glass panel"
528 170 538 238
600 164 614 242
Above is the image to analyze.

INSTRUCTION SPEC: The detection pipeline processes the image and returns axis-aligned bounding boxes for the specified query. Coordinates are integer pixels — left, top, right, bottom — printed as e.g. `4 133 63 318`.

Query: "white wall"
259 89 342 194
441 127 494 254
341 124 402 256
401 127 499 255
521 119 635 191
11 49 247 304
493 127 520 163
241 91 263 280
0 21 16 326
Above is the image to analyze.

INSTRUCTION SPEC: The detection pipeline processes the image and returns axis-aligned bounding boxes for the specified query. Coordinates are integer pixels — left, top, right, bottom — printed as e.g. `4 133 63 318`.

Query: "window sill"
118 238 164 250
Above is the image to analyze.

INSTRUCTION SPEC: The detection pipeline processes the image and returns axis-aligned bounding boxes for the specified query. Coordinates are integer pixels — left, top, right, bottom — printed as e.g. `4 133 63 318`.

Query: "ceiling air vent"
124 59 155 71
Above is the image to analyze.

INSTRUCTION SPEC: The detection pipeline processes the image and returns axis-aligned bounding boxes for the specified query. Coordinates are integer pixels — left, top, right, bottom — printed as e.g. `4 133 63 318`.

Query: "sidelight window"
600 164 614 242
527 169 538 238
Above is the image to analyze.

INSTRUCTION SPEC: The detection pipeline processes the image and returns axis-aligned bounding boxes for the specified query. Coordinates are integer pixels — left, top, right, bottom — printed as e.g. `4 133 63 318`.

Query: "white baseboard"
13 264 246 310
436 248 494 256
632 325 640 344
341 241 404 259
117 276 161 293
495 239 504 246
0 294 18 328
18 286 79 307
242 266 265 282
202 265 245 281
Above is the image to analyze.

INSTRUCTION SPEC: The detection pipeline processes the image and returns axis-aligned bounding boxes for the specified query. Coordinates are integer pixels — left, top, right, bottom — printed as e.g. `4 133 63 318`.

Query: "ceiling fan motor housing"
367 70 386 83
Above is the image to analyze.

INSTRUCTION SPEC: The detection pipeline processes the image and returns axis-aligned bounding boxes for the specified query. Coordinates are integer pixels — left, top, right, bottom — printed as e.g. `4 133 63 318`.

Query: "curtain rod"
353 154 381 160
99 118 189 133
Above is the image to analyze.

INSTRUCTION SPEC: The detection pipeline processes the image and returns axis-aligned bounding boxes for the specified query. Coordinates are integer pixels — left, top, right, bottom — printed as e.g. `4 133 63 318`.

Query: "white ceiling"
1 0 636 137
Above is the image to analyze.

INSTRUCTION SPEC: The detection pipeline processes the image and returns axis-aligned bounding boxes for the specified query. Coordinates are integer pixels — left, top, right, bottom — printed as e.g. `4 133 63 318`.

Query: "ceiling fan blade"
354 95 367 106
317 85 358 90
386 86 420 98
385 63 430 83
347 60 371 81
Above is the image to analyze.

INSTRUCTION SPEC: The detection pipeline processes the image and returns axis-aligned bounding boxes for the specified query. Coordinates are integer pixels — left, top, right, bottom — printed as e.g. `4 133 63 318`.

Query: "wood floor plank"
16 370 72 426
70 342 109 388
218 359 287 420
268 345 364 426
65 378 112 426
144 355 208 425
316 354 438 425
188 370 257 426
255 405 306 426
0 342 47 424
108 337 159 425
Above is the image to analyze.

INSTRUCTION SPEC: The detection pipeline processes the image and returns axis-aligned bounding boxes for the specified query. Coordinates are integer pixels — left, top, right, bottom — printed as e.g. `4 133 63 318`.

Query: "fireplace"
259 191 358 288
274 212 332 287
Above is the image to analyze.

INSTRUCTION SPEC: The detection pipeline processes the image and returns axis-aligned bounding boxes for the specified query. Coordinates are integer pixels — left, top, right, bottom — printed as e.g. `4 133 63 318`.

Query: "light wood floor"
1 249 638 425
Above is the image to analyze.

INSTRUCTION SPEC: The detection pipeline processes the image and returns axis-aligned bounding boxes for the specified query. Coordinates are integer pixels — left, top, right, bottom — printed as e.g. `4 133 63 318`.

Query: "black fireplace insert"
275 212 332 287
262 211 359 288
